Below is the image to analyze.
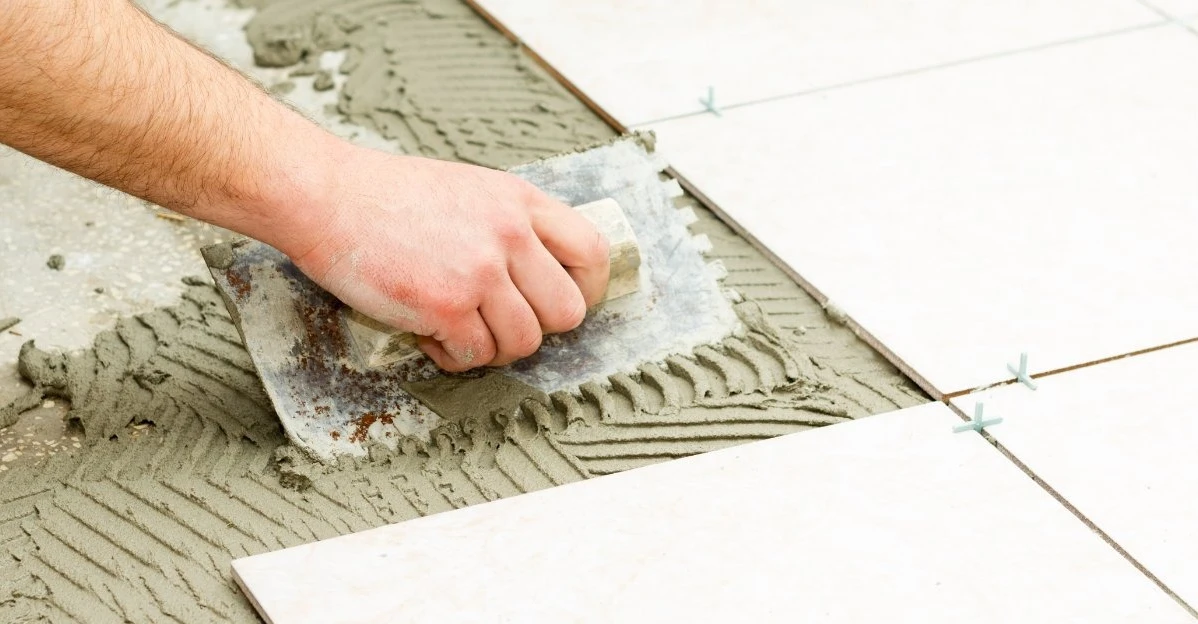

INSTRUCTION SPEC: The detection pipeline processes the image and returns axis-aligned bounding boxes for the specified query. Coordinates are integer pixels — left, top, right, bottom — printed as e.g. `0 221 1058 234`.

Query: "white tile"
1146 0 1198 18
233 403 1190 624
473 0 1158 125
953 341 1198 609
645 26 1198 396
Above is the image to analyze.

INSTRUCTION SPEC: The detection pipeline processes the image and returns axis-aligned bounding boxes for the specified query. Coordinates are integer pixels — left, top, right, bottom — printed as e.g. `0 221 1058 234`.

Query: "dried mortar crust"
0 0 926 621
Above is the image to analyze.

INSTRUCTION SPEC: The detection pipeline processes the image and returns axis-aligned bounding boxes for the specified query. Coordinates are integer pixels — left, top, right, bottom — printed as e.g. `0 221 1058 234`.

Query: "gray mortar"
0 0 927 620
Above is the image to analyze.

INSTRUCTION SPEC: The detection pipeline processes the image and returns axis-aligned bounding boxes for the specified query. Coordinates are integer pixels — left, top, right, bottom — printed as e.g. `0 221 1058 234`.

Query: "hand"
286 146 611 372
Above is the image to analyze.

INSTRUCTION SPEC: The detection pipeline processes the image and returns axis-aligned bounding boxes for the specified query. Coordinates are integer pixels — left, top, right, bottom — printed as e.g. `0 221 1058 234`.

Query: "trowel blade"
204 134 738 462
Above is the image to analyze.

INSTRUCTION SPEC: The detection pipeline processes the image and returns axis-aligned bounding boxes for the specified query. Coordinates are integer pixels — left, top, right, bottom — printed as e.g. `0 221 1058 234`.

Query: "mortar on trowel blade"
343 197 642 368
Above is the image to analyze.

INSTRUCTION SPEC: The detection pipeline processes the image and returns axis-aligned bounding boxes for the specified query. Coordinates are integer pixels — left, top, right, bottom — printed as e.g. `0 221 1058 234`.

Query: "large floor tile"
471 0 1158 125
953 341 1198 609
646 26 1198 396
1144 0 1198 18
232 403 1190 624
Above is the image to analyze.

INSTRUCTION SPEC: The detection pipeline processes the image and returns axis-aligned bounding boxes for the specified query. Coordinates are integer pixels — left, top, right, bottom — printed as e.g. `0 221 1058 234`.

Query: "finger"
509 242 587 334
528 200 611 307
479 278 542 367
416 309 496 372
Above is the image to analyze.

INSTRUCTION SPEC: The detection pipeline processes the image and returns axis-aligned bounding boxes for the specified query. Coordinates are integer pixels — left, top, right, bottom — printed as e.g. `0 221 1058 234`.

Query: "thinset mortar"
0 0 927 621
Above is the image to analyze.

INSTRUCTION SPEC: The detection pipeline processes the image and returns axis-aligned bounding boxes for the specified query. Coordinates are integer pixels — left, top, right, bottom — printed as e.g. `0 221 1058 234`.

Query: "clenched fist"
286 147 611 372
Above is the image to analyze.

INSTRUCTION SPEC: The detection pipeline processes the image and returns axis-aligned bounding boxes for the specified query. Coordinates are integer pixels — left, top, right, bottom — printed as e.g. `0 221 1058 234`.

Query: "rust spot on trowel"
225 268 253 300
348 412 395 444
293 297 351 376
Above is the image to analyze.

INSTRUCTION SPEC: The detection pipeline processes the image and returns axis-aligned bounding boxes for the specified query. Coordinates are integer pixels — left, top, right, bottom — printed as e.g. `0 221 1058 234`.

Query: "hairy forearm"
0 0 344 256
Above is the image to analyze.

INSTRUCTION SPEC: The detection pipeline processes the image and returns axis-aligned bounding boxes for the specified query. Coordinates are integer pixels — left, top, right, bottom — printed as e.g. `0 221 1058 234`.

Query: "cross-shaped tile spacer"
698 86 721 117
954 402 1003 433
1006 351 1038 390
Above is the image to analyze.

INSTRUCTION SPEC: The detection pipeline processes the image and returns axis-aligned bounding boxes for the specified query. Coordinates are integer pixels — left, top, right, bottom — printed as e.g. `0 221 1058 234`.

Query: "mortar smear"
0 0 926 620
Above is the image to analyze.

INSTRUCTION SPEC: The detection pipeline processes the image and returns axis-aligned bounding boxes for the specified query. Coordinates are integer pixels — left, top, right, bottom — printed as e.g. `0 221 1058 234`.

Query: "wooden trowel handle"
343 198 641 368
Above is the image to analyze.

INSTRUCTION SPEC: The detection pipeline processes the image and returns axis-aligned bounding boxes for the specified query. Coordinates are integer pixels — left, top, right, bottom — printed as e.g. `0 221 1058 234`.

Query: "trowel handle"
571 198 641 300
344 197 642 368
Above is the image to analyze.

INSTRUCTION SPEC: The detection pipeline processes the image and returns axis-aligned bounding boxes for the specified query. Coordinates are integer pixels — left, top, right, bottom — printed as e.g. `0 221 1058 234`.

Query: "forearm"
0 0 343 256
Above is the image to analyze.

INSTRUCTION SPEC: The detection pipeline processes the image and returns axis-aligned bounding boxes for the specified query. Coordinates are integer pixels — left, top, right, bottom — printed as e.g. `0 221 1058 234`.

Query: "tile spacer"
1006 351 1038 390
698 86 721 117
954 402 1002 433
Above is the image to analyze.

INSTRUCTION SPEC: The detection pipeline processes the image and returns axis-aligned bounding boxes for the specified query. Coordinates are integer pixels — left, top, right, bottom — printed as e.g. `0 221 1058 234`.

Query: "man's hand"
285 148 611 372
0 0 610 371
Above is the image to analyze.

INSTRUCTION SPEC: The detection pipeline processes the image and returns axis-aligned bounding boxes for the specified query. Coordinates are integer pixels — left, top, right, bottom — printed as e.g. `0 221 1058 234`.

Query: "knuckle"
428 284 481 321
544 293 585 333
470 255 506 282
512 324 543 358
493 218 532 248
514 178 544 205
439 348 474 372
427 294 463 321
423 345 462 373
562 295 587 329
474 336 498 365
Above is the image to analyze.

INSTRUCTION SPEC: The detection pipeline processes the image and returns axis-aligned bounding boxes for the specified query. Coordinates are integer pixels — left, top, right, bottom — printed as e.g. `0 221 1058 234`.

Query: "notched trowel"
204 134 740 462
